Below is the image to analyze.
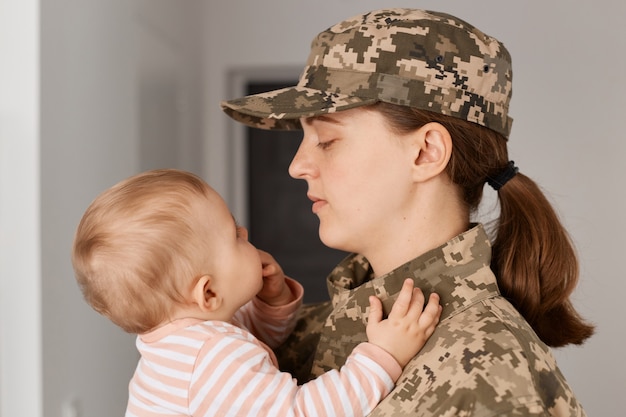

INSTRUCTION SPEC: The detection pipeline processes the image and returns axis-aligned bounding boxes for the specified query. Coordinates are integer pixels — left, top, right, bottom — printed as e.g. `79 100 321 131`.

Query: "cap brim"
221 86 377 131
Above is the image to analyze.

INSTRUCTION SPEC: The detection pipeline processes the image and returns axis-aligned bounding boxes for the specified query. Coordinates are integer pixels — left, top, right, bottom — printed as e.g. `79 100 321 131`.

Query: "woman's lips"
312 200 327 213
308 194 327 214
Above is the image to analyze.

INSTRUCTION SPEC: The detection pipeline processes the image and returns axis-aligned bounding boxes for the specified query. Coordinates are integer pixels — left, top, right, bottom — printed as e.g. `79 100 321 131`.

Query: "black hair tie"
487 161 519 191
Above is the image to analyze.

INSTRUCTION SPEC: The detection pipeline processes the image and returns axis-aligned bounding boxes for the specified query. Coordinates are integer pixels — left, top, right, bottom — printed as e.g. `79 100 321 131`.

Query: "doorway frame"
225 66 302 226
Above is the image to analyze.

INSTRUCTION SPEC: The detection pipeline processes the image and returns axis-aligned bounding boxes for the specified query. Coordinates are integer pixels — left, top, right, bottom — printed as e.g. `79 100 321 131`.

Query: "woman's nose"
288 139 315 179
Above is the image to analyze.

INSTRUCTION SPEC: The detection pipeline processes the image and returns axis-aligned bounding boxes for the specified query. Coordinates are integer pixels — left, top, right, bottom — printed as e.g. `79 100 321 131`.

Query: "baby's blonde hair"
72 169 212 334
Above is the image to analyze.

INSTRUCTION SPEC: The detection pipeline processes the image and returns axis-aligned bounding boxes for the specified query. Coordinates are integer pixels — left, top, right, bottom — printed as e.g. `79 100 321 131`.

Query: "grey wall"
0 1 623 416
40 2 139 416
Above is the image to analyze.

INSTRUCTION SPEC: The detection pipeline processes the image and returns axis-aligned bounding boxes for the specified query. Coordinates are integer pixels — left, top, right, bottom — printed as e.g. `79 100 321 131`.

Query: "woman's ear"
410 122 452 182
192 275 222 312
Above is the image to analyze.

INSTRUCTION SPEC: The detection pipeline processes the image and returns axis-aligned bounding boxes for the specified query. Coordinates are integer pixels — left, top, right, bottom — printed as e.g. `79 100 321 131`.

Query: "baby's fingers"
388 279 423 319
262 262 277 277
368 296 384 326
419 293 442 334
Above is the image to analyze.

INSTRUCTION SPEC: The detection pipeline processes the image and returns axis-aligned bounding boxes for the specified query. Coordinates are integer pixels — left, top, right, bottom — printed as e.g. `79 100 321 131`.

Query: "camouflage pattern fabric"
221 8 513 137
275 224 586 416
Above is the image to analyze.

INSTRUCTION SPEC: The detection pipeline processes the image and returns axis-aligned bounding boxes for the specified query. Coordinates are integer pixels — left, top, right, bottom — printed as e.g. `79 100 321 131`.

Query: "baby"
71 168 441 416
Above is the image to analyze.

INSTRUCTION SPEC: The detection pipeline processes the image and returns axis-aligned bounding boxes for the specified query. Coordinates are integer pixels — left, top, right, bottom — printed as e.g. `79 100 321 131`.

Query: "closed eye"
316 139 336 150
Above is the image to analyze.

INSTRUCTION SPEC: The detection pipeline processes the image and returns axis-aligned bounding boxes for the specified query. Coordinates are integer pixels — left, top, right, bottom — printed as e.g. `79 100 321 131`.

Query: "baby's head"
72 169 231 333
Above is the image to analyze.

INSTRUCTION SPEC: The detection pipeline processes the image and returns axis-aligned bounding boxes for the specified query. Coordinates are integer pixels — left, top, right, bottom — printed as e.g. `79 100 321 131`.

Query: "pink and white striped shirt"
126 280 401 416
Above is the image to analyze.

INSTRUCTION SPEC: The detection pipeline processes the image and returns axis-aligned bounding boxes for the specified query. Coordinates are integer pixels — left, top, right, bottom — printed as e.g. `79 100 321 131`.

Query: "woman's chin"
319 230 354 253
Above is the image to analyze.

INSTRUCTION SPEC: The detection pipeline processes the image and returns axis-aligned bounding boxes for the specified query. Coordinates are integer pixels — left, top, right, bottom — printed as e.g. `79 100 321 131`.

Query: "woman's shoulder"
390 297 585 416
437 295 557 371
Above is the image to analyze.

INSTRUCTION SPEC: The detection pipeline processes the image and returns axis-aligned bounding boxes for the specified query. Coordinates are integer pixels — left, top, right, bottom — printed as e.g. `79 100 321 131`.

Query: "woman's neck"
365 188 470 278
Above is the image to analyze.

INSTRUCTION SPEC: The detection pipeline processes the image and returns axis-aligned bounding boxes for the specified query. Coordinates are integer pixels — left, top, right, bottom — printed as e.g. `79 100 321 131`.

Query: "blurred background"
1 1 624 416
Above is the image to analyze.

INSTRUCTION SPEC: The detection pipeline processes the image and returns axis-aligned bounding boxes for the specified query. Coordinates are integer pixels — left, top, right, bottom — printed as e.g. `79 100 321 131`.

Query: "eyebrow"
303 114 342 126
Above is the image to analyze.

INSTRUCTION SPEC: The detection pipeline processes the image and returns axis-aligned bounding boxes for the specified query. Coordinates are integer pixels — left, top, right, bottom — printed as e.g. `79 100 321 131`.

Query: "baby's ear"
192 275 222 312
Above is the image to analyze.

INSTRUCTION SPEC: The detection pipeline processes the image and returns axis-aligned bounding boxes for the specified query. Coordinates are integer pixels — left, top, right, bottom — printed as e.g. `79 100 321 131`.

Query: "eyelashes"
316 139 337 150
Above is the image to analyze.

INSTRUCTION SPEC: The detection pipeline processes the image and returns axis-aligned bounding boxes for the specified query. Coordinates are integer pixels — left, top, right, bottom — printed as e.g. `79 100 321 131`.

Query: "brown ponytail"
373 102 594 347
494 174 594 346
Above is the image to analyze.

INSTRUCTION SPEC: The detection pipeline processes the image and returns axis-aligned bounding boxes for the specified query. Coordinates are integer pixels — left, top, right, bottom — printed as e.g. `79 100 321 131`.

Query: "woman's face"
289 107 416 256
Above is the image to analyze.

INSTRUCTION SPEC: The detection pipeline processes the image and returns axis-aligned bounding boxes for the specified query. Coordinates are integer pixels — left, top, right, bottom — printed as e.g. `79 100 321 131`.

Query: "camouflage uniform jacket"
276 224 586 416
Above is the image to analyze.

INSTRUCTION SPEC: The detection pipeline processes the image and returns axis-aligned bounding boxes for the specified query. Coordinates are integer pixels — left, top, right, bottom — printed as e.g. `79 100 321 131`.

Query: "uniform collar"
325 224 500 322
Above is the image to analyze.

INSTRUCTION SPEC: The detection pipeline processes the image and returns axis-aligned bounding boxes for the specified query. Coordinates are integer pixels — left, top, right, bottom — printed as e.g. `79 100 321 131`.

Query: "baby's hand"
366 279 441 367
255 249 294 306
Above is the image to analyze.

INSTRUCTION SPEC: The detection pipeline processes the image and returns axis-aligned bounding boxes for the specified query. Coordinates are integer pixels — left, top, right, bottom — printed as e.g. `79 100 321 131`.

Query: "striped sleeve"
127 320 401 417
189 329 401 417
234 277 303 348
127 328 207 417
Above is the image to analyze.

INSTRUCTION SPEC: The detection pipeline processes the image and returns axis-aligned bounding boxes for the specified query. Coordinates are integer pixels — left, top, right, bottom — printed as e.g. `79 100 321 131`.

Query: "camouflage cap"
221 8 513 137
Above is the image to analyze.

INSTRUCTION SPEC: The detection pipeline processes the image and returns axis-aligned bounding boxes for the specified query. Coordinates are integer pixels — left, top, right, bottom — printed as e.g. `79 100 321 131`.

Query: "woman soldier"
222 8 594 416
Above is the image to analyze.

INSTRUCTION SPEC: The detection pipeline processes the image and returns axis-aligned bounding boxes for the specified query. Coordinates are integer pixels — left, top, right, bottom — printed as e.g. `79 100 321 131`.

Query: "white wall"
205 1 625 416
0 1 42 416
